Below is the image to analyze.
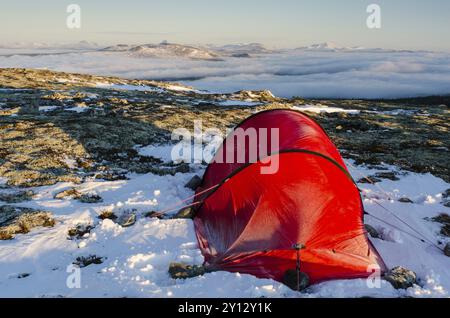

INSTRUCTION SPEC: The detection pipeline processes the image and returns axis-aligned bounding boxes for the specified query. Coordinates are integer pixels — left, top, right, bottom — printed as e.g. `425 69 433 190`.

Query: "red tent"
193 109 387 284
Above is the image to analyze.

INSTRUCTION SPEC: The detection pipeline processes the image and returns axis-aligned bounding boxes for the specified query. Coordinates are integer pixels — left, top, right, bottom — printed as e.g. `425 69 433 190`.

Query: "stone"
282 269 310 291
174 207 195 219
185 175 202 191
73 255 104 268
68 224 93 239
145 211 165 219
365 224 380 239
384 266 417 289
54 188 81 200
398 197 413 203
116 211 136 227
78 193 103 203
168 262 209 279
98 210 117 220
444 243 450 257
0 190 34 203
0 205 55 240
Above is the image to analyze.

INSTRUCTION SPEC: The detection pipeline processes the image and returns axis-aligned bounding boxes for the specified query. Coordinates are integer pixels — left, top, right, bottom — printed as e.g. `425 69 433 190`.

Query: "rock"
357 176 381 184
116 211 136 227
0 205 55 240
68 224 93 239
17 273 30 279
384 266 417 289
98 210 117 220
78 193 103 204
282 269 310 291
73 255 104 268
145 211 164 219
398 197 413 203
375 172 400 181
0 190 34 203
54 188 81 200
168 262 209 279
444 243 450 257
365 224 380 239
174 207 195 219
431 213 450 237
185 175 202 191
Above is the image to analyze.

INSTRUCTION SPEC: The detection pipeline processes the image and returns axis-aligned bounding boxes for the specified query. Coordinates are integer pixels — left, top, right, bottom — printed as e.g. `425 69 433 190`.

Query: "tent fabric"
193 109 387 284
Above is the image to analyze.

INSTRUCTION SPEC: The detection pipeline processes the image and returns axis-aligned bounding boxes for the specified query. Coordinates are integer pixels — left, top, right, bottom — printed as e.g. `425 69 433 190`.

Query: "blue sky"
0 0 449 50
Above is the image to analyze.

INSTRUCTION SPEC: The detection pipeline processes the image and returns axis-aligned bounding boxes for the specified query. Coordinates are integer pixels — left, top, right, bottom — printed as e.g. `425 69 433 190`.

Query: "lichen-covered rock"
78 193 103 204
116 211 136 227
174 207 195 219
0 190 34 203
384 266 417 289
54 188 81 200
68 224 93 239
98 210 117 220
431 213 450 237
0 205 55 240
73 255 104 268
168 262 209 279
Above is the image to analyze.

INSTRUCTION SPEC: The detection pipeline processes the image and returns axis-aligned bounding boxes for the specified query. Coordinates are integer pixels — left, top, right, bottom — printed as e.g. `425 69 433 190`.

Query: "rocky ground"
0 68 449 297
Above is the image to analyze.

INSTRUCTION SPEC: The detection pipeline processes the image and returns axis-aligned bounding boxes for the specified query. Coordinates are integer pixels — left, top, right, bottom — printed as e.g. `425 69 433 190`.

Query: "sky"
0 0 449 51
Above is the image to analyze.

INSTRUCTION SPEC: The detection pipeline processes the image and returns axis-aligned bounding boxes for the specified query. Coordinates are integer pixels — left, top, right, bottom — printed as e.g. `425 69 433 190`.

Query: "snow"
165 84 197 93
98 83 165 94
38 106 59 112
136 144 175 163
0 144 449 298
66 106 88 113
218 100 261 107
293 104 360 115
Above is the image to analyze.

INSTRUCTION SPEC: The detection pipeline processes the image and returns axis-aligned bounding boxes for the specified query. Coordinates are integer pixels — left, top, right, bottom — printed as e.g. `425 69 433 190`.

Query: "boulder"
185 175 202 191
384 266 417 289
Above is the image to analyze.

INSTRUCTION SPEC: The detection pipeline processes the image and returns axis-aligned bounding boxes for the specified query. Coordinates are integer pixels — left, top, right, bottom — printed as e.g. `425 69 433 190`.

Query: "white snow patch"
218 100 261 107
294 104 360 114
0 157 449 297
38 106 59 112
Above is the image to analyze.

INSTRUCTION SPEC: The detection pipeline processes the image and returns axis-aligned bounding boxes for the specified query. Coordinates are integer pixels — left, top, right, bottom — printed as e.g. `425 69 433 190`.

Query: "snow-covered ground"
0 142 448 298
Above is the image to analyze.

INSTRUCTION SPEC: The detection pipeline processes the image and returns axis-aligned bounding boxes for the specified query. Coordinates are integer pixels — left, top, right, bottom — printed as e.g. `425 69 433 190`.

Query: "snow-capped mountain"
209 43 275 56
100 42 221 60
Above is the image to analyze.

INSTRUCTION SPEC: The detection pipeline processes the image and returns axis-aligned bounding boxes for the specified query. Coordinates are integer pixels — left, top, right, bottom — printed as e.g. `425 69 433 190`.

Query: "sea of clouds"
1 48 450 99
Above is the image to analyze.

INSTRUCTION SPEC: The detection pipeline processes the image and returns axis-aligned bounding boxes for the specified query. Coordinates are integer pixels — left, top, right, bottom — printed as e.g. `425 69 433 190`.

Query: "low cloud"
1 48 450 99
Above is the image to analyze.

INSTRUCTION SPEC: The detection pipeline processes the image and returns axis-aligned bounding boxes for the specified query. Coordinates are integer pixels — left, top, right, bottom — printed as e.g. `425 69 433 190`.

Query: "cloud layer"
1 48 450 99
